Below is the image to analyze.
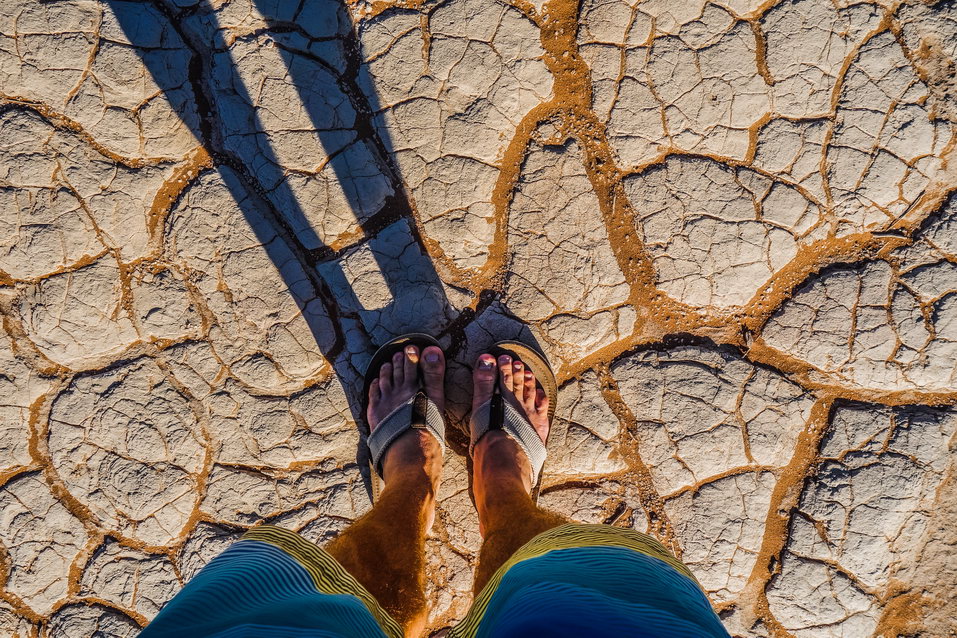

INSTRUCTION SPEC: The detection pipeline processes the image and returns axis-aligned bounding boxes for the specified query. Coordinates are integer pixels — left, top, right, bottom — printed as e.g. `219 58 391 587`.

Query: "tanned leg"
325 344 445 638
470 353 567 595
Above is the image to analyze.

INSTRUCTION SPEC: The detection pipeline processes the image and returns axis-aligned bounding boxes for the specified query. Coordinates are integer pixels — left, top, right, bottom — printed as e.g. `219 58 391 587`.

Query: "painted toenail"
479 358 495 370
499 355 511 363
426 352 440 363
525 371 533 378
405 346 416 355
513 362 522 370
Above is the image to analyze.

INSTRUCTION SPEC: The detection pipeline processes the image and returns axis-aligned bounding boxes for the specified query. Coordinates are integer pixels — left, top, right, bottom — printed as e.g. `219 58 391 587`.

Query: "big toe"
421 346 446 406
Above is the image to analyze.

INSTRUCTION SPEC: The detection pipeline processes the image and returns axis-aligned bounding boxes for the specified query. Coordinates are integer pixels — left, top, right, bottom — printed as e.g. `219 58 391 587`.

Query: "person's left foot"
367 344 445 498
470 353 549 536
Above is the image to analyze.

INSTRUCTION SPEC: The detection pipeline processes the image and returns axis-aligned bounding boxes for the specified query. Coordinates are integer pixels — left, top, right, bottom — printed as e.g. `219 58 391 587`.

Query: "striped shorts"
141 524 729 637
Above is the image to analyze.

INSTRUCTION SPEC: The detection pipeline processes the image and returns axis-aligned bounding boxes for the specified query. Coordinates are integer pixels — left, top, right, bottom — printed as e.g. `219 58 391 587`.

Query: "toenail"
426 351 440 363
513 362 522 370
525 370 533 378
499 355 511 364
479 358 495 370
405 346 416 355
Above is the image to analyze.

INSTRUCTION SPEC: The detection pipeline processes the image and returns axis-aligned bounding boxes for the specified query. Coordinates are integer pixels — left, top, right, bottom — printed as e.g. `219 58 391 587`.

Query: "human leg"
469 352 567 594
325 344 445 637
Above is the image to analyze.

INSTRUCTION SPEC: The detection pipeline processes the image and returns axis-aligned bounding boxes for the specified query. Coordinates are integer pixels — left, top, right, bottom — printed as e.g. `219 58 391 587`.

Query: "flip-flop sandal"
469 340 557 502
362 333 446 503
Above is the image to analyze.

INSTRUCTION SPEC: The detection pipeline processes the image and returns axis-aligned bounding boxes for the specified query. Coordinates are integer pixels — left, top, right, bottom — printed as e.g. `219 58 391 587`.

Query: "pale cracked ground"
1 0 956 636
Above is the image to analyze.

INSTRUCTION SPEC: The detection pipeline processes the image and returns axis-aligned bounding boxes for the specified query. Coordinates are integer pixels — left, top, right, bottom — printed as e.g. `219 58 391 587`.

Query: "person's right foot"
367 344 445 501
470 353 550 536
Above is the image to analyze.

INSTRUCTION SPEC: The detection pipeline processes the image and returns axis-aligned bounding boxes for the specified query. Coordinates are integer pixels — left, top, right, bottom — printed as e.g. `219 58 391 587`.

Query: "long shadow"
103 0 456 422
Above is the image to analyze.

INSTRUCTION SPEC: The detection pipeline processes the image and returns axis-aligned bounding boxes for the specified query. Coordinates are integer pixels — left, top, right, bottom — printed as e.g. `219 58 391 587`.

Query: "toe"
402 345 419 390
498 355 513 396
392 351 406 387
522 370 536 410
378 362 393 393
511 360 525 396
472 354 497 410
367 379 382 428
533 388 549 441
421 346 446 405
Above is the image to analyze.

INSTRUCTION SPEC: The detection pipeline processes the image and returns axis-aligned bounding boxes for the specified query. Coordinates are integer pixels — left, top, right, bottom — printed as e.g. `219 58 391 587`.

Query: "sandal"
362 333 446 502
469 340 557 502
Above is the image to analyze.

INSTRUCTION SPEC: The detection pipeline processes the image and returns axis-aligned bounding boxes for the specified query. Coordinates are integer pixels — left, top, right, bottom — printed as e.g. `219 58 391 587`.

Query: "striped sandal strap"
469 396 547 487
368 391 445 478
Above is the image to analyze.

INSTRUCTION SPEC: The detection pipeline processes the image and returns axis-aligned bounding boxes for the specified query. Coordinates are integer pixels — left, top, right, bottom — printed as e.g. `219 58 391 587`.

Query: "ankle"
383 462 440 495
473 439 532 531
380 430 443 491
473 433 532 489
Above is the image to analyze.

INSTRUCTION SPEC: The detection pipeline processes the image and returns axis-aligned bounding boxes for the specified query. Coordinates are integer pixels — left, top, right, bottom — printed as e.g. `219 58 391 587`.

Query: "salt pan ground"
1 0 956 636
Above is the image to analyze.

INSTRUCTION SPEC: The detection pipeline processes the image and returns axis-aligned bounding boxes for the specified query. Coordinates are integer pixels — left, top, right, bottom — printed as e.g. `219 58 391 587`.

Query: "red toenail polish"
479 359 495 369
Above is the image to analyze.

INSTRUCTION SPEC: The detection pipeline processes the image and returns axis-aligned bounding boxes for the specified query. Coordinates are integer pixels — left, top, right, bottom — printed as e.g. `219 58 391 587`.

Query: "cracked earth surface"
1 0 956 636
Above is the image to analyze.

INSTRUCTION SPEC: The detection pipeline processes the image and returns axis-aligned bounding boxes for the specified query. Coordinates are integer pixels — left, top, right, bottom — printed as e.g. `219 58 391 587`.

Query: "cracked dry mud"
1 0 955 636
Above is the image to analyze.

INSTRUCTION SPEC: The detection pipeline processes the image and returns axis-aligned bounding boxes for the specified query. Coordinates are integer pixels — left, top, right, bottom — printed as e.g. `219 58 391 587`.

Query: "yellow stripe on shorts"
242 525 404 638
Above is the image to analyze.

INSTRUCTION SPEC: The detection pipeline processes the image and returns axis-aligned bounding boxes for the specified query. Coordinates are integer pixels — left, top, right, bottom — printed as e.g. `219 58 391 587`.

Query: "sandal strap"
368 391 445 478
470 397 547 486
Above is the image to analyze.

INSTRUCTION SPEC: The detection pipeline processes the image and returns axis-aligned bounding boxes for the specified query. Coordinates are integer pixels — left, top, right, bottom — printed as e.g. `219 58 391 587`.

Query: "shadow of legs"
325 472 434 637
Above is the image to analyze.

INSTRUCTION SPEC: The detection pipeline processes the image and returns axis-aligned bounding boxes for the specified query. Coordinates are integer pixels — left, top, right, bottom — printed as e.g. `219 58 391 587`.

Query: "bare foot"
367 344 445 498
470 353 549 536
